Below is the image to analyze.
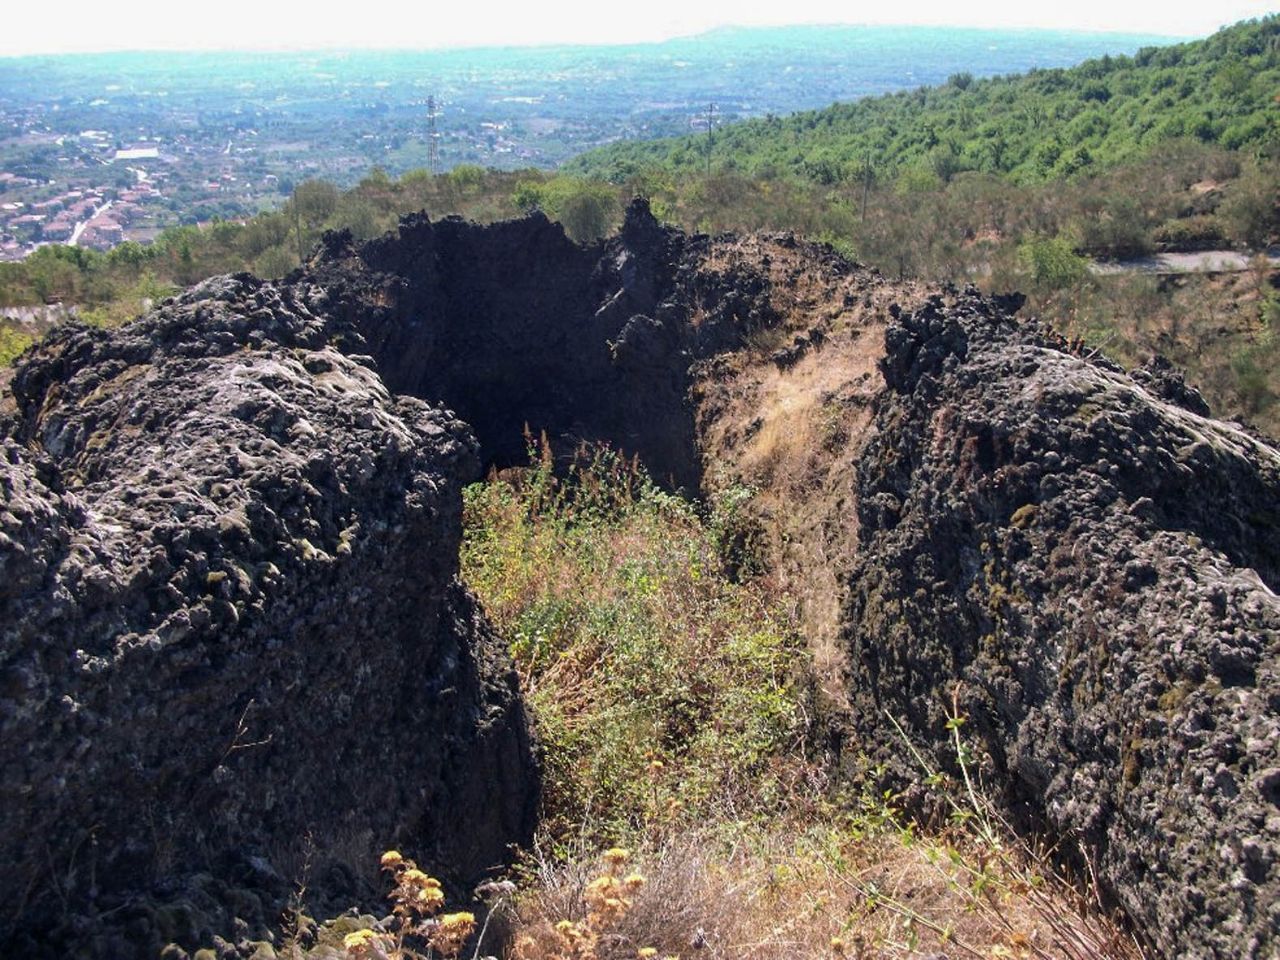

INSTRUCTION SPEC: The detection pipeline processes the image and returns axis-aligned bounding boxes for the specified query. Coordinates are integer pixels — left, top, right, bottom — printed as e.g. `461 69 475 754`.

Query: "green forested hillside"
568 16 1280 185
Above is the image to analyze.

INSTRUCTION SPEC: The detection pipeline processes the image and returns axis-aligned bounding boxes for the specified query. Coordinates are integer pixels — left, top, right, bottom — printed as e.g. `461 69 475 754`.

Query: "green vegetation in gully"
460 440 808 845
568 15 1280 186
457 441 1139 960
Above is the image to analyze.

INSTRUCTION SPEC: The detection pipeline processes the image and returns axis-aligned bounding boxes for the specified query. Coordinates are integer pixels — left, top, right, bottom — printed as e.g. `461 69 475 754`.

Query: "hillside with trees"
568 16 1280 186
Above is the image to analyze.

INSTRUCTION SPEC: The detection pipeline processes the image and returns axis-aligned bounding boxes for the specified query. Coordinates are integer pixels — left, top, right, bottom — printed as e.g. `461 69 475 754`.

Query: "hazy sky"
3 0 1277 56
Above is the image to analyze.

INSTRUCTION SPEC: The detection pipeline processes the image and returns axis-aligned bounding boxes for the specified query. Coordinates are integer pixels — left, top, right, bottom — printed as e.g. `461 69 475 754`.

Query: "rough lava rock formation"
0 274 537 957
845 289 1280 959
2 201 1279 959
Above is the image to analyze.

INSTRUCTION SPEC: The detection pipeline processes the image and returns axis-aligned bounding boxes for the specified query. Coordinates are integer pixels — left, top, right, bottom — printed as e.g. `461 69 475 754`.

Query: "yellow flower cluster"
363 849 482 959
342 927 389 958
583 874 629 918
343 929 379 949
527 848 661 960
550 915 600 959
382 852 449 919
400 869 446 912
430 910 477 956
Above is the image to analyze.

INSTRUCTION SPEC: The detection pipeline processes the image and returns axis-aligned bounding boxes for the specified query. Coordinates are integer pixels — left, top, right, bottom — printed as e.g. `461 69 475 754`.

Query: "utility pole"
427 95 440 175
860 152 872 222
705 102 717 177
291 185 305 266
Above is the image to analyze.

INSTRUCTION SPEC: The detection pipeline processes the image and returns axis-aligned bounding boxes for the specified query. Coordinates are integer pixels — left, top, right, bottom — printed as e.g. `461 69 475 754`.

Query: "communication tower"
427 95 440 175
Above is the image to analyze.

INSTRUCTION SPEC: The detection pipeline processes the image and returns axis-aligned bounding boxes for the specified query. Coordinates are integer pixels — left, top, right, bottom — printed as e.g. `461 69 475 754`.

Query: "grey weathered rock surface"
0 274 537 957
844 288 1280 959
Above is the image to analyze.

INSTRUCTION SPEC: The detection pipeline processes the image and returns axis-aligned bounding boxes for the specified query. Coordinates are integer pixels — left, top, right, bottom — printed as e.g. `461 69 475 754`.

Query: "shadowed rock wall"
304 203 774 491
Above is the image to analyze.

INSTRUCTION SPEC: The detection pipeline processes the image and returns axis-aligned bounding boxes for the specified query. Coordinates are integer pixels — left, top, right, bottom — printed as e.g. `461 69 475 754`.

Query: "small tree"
517 177 618 242
1018 235 1088 289
1221 160 1280 248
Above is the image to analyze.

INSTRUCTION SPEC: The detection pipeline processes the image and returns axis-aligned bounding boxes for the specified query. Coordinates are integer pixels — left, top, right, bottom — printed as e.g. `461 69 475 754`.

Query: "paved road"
1090 248 1280 276
68 200 114 247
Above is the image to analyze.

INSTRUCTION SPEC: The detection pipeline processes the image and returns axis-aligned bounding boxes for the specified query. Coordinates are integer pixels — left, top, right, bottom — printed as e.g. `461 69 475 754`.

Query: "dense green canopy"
568 16 1280 186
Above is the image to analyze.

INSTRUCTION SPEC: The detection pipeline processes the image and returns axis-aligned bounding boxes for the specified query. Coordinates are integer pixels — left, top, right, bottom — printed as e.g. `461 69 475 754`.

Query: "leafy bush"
1074 196 1152 259
510 177 619 241
1152 215 1229 251
1017 236 1090 289
1220 159 1280 246
0 323 34 366
254 244 300 280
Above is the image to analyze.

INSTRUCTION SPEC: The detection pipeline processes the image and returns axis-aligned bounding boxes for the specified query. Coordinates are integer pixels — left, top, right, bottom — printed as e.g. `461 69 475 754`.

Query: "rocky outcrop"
0 199 781 958
5 203 1280 960
0 274 537 957
304 202 778 492
843 288 1280 959
301 204 1280 957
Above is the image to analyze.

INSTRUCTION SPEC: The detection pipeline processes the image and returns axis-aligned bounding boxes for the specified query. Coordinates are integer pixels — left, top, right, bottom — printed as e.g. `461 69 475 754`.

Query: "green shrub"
1152 215 1229 251
509 177 618 242
0 324 34 366
1017 235 1089 289
254 244 299 279
1221 160 1280 247
1074 196 1152 259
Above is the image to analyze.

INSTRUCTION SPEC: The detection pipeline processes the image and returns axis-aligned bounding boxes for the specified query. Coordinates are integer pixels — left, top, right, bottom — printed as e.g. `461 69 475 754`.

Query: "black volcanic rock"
4 208 1280 960
0 274 537 957
844 287 1280 959
302 200 773 491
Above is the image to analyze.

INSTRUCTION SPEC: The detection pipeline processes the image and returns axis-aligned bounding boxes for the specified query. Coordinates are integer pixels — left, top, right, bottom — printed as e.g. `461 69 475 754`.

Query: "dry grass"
1027 266 1280 437
691 236 926 712
509 811 1144 960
